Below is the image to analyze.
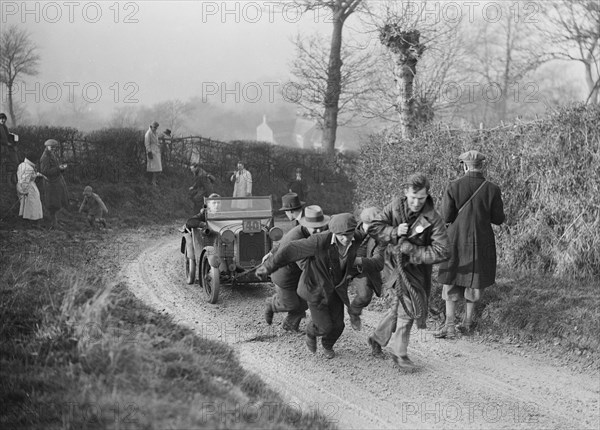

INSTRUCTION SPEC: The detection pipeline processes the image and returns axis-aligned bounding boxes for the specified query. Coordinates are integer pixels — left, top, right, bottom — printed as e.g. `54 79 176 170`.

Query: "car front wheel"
201 253 220 304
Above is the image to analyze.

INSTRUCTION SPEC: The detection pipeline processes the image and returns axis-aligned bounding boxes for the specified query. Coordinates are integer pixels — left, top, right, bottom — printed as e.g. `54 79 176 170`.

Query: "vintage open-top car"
181 195 283 303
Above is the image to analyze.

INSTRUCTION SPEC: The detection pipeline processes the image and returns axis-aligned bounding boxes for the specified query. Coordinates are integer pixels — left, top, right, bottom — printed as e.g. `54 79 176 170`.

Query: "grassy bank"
0 224 336 429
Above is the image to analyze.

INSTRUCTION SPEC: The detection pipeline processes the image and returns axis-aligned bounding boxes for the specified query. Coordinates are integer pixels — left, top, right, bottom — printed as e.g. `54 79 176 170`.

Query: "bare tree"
361 0 462 138
0 25 41 126
539 1 600 104
289 32 376 129
292 0 364 154
462 5 549 125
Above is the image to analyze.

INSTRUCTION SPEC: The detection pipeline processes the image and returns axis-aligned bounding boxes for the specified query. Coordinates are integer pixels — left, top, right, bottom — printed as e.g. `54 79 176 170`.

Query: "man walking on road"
435 150 505 339
368 173 449 369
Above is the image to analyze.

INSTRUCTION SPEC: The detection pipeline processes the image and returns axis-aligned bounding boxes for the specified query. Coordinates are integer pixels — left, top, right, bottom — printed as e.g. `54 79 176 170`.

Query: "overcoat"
16 159 43 220
144 127 162 172
40 149 69 212
263 231 381 307
437 171 505 289
371 195 449 298
270 225 310 290
232 169 252 197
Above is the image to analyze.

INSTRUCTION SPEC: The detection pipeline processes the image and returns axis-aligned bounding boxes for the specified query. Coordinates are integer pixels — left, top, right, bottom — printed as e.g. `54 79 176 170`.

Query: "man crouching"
257 214 381 359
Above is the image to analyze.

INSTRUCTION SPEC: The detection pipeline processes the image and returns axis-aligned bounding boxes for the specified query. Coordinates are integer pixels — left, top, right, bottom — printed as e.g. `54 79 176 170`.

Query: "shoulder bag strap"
457 180 487 215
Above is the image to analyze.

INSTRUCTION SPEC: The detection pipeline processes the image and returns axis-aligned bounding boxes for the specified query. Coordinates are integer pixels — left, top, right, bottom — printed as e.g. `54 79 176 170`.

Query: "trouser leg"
349 277 374 316
388 315 413 357
306 294 345 350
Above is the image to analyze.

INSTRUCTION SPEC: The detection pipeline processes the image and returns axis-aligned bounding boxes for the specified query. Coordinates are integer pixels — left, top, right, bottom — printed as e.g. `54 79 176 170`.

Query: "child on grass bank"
78 186 108 228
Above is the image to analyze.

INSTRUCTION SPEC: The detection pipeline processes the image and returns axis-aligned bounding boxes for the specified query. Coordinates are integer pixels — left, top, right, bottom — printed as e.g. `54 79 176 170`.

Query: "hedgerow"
352 103 600 279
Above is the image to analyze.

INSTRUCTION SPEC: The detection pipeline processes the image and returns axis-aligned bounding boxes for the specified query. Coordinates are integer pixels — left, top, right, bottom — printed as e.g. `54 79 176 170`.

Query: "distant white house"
256 114 360 152
256 115 274 143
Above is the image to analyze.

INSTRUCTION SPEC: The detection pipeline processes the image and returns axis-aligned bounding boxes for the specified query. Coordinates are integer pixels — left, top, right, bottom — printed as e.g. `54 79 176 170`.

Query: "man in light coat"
145 121 162 186
230 161 252 197
435 150 505 338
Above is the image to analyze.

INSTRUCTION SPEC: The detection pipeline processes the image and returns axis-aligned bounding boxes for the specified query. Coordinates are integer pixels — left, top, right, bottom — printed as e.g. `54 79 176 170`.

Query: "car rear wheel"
185 249 196 284
201 253 220 304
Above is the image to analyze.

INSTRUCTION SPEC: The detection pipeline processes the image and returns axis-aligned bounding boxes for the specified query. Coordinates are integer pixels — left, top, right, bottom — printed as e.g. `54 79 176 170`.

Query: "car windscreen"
205 197 273 219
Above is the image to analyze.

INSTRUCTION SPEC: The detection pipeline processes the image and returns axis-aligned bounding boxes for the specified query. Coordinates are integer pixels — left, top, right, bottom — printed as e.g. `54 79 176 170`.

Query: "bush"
352 103 600 278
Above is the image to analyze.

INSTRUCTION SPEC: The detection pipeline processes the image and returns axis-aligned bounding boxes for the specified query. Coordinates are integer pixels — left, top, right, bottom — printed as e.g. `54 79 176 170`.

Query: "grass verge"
0 227 337 429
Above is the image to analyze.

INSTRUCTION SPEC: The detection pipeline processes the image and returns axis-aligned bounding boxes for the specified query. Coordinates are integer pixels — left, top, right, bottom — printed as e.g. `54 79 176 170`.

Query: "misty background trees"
1 1 598 150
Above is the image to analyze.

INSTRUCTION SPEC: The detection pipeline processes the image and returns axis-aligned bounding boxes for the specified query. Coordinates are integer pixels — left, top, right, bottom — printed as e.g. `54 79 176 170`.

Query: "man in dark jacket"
257 213 381 359
348 206 387 331
435 150 505 338
264 205 329 331
368 173 449 369
40 139 69 229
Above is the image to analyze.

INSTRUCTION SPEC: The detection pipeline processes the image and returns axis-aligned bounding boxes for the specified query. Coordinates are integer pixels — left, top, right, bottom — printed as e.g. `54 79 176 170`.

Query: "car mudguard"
203 246 221 268
183 231 194 259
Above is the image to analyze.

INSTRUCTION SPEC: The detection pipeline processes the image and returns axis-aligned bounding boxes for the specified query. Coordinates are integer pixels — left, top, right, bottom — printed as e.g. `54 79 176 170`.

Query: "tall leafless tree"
0 25 41 126
292 0 364 154
289 32 376 130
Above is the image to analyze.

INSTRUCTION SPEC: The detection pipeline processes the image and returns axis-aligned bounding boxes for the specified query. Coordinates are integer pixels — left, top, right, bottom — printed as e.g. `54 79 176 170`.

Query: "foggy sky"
1 1 330 113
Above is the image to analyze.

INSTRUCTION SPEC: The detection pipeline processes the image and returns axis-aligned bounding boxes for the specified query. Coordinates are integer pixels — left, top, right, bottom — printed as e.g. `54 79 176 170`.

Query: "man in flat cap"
40 139 69 229
435 150 505 339
145 121 162 186
263 204 328 332
257 213 382 358
368 173 449 369
347 206 387 331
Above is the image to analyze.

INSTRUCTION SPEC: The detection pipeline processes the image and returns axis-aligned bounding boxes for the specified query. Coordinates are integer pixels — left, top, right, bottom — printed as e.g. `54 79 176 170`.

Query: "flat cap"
459 150 486 164
328 213 357 235
44 139 59 147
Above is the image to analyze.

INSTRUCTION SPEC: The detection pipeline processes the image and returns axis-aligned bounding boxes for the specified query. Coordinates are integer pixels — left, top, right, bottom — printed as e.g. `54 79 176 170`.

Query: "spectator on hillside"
230 161 252 209
1 112 19 197
145 121 162 186
189 163 216 214
288 167 308 201
230 161 252 197
79 185 108 229
40 139 69 229
434 150 505 339
16 152 45 223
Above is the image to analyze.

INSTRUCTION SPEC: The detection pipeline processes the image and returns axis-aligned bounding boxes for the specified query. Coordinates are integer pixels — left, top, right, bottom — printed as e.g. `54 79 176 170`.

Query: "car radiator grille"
238 232 268 267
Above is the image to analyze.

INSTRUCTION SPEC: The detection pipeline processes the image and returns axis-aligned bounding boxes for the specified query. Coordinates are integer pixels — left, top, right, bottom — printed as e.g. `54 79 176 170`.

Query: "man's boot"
433 323 456 339
349 313 362 331
264 297 274 325
305 333 317 353
368 336 383 356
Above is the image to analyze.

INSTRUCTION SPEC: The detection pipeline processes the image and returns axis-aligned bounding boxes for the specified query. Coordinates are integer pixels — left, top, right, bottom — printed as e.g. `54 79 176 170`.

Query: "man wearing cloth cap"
369 173 449 369
40 139 69 229
257 213 382 358
79 185 109 228
435 150 505 339
263 204 327 332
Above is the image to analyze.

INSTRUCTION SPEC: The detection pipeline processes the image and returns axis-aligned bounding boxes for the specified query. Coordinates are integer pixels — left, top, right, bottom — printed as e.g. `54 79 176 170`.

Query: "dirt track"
117 228 599 429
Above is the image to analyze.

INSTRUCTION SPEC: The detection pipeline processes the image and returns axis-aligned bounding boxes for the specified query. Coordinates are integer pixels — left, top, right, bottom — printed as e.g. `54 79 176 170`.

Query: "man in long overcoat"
257 213 382 359
40 139 69 228
368 173 449 369
145 121 162 186
435 150 505 338
263 205 329 332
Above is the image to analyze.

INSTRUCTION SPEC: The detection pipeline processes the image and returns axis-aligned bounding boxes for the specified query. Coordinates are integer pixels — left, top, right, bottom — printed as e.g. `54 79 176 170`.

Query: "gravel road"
117 228 599 430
